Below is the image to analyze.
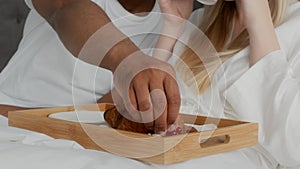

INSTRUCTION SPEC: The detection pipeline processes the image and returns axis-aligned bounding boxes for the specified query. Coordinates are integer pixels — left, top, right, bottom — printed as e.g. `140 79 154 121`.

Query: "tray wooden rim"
8 103 258 164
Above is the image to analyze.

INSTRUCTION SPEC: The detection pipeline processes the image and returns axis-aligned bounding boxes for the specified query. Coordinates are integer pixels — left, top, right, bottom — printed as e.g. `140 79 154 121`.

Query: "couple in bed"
0 0 299 168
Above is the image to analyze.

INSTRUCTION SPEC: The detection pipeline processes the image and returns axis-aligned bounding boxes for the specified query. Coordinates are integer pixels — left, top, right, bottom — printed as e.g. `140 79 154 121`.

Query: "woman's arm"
153 0 194 61
236 0 280 66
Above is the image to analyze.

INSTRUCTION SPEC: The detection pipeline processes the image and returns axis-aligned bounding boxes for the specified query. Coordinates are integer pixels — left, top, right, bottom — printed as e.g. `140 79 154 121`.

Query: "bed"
0 115 276 169
1 1 300 169
1 113 300 169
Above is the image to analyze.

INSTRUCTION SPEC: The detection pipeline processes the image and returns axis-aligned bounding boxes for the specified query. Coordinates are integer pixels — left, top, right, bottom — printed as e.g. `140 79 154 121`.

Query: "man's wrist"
101 38 139 73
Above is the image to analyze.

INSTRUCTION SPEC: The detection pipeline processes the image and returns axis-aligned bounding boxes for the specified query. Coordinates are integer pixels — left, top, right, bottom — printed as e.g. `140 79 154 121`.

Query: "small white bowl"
49 110 107 125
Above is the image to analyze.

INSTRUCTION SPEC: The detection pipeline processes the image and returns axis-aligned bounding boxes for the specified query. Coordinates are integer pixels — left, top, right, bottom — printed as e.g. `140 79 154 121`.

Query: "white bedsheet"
0 115 285 169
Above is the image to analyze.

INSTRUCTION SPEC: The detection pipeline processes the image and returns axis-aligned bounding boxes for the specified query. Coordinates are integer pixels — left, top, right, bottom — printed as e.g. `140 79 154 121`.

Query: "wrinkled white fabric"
0 115 272 169
175 2 300 168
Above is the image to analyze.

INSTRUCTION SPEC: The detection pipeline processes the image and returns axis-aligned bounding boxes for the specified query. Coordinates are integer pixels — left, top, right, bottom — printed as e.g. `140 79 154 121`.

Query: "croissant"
104 107 197 136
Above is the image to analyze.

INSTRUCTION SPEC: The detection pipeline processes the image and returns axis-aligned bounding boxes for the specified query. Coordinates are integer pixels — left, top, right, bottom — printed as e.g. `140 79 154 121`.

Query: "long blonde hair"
176 0 288 93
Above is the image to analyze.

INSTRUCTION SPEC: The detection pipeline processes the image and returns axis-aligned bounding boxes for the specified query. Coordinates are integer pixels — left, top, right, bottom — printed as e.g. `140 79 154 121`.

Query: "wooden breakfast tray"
8 103 258 164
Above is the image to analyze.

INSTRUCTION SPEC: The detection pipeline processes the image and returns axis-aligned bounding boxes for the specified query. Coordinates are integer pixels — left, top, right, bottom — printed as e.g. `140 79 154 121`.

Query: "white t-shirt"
0 0 203 107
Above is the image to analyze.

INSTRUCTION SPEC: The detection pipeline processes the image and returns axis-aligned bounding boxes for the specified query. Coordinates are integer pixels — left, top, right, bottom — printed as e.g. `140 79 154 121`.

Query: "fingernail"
176 127 183 134
168 124 176 132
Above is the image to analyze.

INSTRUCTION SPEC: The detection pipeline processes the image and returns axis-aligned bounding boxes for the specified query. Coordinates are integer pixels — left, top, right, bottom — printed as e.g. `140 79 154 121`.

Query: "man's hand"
112 52 181 134
97 92 113 104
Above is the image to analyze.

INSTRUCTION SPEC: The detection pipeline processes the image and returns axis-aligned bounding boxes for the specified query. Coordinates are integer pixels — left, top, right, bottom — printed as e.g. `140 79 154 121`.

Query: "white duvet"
0 115 273 169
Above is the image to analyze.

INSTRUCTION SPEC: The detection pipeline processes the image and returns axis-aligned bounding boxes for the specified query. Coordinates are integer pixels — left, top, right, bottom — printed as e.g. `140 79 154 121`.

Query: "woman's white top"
175 2 300 168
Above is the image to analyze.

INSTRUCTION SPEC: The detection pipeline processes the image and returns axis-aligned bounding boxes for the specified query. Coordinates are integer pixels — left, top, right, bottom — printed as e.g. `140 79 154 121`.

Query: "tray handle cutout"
199 135 230 148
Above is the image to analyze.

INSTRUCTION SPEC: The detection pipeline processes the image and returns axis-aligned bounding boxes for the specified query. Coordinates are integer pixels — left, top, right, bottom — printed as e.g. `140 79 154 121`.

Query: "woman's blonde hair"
176 0 288 93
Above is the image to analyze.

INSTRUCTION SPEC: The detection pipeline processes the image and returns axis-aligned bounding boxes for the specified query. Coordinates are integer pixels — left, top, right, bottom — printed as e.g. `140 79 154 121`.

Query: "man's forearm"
32 0 139 72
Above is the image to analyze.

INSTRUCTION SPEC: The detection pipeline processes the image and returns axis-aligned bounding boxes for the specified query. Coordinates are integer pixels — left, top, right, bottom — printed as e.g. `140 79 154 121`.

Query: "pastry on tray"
104 107 197 136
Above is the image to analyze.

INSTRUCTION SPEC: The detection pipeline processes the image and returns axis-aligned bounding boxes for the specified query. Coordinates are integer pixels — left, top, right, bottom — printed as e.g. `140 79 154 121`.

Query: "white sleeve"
188 8 204 27
225 50 300 167
24 0 33 9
